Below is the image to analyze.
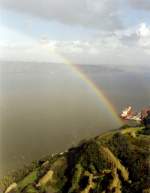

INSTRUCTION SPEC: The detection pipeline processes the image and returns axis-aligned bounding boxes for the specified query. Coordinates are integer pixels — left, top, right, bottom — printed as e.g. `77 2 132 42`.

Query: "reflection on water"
0 62 150 177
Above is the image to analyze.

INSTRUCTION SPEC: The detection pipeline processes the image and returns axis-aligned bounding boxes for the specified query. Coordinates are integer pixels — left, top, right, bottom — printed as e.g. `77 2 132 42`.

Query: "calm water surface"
0 62 150 177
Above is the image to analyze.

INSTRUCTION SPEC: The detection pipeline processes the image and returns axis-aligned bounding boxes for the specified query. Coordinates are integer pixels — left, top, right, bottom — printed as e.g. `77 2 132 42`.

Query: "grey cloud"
0 0 122 30
129 0 150 11
116 32 139 46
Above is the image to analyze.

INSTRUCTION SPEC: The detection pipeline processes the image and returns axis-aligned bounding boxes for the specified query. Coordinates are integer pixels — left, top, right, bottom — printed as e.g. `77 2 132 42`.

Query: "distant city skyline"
0 0 150 66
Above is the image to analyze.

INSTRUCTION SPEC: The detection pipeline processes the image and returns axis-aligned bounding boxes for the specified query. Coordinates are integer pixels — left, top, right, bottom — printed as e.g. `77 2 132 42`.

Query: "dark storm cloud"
0 0 122 30
129 0 150 11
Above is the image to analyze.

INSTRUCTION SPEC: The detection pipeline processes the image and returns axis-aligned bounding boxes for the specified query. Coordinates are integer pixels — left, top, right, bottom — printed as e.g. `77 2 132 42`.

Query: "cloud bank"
0 0 149 65
0 0 122 31
0 23 150 66
129 0 150 11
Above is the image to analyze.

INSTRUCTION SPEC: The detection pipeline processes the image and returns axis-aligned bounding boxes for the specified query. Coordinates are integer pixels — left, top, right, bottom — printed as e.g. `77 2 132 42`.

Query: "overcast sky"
0 0 150 66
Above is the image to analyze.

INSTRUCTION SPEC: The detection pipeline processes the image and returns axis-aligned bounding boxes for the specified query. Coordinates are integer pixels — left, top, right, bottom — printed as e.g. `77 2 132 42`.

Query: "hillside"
0 126 150 193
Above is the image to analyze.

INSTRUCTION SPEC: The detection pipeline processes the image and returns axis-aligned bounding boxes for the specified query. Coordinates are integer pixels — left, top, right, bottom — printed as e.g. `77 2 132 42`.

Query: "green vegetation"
0 125 150 193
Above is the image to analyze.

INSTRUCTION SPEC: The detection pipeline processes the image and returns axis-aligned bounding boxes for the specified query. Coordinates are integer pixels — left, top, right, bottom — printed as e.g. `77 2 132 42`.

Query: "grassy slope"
0 126 150 193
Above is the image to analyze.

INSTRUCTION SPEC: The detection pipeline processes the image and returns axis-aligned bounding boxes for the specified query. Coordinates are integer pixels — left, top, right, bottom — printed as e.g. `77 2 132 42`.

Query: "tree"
143 111 150 129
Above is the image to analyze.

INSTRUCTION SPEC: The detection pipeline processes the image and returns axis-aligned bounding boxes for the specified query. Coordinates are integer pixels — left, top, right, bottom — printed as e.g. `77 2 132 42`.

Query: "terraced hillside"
0 126 150 193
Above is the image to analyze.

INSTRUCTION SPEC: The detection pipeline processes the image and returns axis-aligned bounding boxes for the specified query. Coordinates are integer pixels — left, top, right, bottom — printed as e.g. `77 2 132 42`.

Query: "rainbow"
41 43 123 125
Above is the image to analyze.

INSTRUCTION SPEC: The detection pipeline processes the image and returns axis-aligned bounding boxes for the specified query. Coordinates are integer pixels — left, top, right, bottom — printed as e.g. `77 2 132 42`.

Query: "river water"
0 62 149 177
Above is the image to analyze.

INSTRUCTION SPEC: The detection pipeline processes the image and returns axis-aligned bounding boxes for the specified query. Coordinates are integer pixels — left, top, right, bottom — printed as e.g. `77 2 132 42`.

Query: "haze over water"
0 61 150 177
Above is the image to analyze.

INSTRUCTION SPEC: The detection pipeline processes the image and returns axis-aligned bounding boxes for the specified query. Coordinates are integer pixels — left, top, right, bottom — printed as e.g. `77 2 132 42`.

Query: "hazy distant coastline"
0 60 150 74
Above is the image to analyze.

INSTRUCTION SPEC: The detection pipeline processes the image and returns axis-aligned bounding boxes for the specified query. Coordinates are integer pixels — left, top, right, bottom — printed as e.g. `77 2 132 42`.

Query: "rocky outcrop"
4 183 17 193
